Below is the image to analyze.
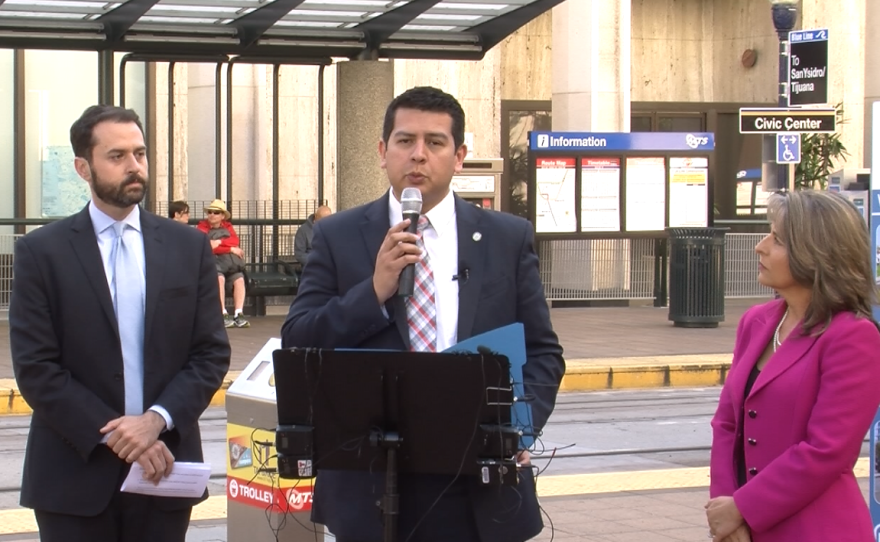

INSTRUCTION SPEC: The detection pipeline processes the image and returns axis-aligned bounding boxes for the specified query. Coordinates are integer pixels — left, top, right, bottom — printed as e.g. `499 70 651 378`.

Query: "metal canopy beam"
355 0 443 54
0 33 492 60
469 0 564 52
119 53 231 64
98 0 162 43
231 0 309 48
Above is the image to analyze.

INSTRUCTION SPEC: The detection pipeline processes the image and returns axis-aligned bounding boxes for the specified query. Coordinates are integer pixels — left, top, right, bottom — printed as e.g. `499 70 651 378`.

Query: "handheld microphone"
397 187 422 297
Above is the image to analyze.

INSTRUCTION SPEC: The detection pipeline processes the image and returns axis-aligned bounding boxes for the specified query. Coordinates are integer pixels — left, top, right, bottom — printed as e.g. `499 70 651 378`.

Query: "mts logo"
286 488 313 511
686 134 709 149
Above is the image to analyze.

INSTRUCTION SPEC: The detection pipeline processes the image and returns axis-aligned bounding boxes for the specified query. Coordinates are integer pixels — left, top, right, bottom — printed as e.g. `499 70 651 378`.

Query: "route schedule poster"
625 157 666 231
669 157 708 227
535 157 577 233
580 158 620 232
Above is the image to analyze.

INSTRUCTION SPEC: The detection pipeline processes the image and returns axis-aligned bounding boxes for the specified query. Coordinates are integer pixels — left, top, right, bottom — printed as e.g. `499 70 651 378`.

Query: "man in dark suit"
281 86 565 542
9 105 230 542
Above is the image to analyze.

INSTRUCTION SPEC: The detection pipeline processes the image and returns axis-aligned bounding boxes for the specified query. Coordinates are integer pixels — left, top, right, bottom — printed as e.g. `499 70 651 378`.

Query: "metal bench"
241 259 301 316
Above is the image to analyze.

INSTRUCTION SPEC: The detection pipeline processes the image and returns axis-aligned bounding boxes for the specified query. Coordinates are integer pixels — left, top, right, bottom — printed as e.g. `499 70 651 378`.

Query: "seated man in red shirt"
197 200 249 328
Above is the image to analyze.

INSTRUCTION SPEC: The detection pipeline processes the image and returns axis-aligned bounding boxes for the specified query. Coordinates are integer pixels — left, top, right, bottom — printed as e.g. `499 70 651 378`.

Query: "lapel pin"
472 232 482 242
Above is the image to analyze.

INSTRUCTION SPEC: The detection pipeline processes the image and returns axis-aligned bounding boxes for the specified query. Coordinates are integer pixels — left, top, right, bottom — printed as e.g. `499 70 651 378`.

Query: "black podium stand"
272 348 520 542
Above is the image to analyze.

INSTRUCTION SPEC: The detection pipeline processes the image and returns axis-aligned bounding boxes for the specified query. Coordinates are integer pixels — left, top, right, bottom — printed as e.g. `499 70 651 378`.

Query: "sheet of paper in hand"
120 461 211 498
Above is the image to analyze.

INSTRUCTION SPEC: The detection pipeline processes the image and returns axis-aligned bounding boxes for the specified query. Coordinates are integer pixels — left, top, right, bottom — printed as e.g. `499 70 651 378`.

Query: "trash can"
667 227 727 328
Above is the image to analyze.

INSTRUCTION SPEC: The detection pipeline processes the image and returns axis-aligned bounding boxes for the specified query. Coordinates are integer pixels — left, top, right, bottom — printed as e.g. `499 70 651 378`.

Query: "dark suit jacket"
281 193 565 541
9 206 231 516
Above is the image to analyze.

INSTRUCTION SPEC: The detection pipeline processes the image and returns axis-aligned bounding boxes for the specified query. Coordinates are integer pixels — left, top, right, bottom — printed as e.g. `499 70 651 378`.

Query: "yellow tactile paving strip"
0 507 35 535
537 466 712 497
0 378 28 416
0 376 235 416
561 354 732 391
193 495 229 520
537 457 870 497
0 495 229 536
0 354 735 416
0 458 869 536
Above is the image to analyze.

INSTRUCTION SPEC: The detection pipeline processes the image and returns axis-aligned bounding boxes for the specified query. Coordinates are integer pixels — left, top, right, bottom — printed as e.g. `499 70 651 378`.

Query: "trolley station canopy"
0 0 562 60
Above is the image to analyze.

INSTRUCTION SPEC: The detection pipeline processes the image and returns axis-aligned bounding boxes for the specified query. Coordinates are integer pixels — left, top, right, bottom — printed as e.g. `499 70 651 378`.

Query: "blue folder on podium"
445 323 535 449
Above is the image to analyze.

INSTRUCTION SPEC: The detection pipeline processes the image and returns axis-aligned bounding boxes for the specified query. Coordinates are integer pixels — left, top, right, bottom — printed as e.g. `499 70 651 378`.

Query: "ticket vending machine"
225 339 326 542
869 102 880 542
451 158 503 210
828 167 871 223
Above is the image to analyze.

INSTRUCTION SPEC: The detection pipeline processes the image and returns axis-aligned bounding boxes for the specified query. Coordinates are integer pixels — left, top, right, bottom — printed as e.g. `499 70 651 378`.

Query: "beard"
90 166 148 209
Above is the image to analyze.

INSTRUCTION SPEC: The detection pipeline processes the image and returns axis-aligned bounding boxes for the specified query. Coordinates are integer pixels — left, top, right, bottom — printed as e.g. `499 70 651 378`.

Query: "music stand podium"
272 348 521 542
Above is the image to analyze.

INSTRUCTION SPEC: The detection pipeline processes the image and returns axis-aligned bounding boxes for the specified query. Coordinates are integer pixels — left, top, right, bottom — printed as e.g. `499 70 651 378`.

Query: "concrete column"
336 60 394 210
551 0 630 131
394 51 501 158
228 64 260 203
276 65 331 204
153 62 189 204
550 0 631 293
253 64 273 203
186 63 218 202
800 0 866 169
866 0 879 168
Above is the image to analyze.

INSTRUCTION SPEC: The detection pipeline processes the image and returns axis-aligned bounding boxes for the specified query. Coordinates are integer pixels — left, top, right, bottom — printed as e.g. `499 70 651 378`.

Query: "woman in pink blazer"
707 190 880 542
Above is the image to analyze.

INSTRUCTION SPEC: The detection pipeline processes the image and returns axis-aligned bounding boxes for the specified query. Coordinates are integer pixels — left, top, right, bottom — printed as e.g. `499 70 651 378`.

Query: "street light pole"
770 0 799 191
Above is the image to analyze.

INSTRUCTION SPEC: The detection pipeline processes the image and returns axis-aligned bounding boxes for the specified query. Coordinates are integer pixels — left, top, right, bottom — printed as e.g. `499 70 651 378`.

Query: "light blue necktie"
112 222 145 416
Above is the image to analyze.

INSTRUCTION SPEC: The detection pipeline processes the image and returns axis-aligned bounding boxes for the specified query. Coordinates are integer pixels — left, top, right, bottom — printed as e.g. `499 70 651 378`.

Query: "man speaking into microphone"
280 86 565 542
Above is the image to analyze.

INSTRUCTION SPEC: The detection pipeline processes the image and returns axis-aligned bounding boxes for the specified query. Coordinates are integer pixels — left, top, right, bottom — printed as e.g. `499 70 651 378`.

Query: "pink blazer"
710 299 880 542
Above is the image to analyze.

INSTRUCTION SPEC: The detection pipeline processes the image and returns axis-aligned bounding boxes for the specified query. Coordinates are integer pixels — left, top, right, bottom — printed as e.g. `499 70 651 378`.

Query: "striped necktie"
406 216 437 352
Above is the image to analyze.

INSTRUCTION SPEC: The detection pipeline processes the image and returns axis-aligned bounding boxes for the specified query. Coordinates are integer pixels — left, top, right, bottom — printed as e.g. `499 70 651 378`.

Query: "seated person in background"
294 205 332 267
197 199 249 328
169 200 190 224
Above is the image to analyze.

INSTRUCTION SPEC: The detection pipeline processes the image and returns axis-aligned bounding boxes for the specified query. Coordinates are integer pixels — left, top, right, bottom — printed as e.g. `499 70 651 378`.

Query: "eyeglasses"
206 210 223 215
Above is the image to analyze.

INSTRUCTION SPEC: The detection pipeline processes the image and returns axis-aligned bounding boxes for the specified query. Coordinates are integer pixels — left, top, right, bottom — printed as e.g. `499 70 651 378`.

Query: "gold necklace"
773 309 789 352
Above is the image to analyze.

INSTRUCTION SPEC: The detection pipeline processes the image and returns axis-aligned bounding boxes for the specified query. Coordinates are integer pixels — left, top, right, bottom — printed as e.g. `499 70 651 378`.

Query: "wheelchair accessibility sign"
776 133 801 164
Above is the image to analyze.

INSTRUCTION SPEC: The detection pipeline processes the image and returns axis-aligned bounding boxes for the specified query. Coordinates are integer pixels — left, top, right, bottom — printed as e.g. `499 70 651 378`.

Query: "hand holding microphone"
372 187 423 304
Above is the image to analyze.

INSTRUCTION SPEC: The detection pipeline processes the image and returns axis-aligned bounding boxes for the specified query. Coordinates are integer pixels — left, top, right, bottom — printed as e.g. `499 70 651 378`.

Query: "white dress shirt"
388 189 459 351
89 202 173 431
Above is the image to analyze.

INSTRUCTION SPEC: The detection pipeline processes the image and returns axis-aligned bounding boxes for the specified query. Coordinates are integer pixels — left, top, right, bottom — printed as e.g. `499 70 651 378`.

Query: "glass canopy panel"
148 4 243 13
2 0 111 14
400 24 457 31
157 0 265 7
301 0 391 5
0 11 91 19
417 13 482 20
428 2 515 17
434 2 510 9
139 15 230 24
273 20 346 27
290 9 366 16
